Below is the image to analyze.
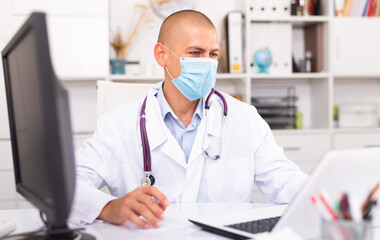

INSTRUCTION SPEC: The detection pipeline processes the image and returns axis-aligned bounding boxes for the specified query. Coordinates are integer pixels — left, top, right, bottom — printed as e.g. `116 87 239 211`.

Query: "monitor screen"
5 18 51 206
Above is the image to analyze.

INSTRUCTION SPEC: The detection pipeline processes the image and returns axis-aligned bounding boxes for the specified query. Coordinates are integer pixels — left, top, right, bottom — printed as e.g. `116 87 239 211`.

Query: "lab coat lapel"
144 85 187 169
187 96 222 164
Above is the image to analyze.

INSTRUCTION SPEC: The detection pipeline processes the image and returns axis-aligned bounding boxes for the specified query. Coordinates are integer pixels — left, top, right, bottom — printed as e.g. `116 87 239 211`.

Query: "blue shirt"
155 83 203 162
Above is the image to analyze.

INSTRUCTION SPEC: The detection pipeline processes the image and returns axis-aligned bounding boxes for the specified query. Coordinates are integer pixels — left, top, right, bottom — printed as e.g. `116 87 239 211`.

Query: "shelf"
332 128 380 134
272 128 330 135
216 73 247 79
273 128 380 135
109 75 162 82
334 74 380 79
73 132 93 137
59 76 106 81
250 72 330 80
108 73 247 82
333 17 380 20
250 16 329 27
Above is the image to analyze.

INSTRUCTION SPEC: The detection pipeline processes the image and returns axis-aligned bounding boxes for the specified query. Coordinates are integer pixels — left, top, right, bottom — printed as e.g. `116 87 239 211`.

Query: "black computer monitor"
2 12 94 239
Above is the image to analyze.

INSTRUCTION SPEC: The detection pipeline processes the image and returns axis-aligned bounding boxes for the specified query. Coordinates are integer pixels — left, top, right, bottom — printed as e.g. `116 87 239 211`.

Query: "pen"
340 194 352 220
333 194 341 217
363 200 377 220
310 195 334 220
361 183 379 217
318 192 338 220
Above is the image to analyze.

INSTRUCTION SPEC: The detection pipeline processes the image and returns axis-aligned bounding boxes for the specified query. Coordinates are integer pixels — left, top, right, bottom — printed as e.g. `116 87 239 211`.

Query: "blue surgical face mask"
164 46 218 101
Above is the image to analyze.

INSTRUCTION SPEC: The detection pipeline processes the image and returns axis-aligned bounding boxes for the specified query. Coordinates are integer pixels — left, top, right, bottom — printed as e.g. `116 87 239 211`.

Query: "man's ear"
154 42 166 67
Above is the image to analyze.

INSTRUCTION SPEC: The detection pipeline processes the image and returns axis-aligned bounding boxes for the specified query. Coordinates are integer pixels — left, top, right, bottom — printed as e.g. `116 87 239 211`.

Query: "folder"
249 0 273 18
224 12 245 73
251 23 292 75
249 0 291 18
276 0 291 17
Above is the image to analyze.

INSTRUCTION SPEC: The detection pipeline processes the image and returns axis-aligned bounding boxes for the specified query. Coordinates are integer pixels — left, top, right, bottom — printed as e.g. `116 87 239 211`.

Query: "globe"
254 47 272 74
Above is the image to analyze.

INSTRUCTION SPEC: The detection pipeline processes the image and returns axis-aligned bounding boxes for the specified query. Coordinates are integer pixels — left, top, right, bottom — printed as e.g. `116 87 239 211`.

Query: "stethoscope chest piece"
141 174 155 187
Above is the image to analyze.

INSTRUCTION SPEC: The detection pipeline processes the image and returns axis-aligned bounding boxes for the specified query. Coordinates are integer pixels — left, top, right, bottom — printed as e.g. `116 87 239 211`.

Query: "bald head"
157 10 216 47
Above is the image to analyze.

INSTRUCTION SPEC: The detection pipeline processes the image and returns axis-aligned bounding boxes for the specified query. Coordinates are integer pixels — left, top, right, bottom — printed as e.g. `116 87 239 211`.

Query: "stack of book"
251 86 298 129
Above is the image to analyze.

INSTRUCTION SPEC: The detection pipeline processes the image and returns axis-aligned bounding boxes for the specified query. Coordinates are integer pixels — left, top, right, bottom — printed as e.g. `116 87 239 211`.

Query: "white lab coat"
70 82 308 224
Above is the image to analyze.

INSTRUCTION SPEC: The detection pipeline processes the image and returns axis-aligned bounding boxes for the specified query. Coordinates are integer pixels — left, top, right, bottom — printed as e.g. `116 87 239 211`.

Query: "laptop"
189 147 380 239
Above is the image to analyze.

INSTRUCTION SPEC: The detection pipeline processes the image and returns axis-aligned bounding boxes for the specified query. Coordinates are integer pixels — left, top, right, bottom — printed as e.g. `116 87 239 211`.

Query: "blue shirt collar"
155 82 203 124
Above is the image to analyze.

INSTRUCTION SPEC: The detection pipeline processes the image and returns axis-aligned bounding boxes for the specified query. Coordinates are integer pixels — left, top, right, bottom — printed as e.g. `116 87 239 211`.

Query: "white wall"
0 0 13 140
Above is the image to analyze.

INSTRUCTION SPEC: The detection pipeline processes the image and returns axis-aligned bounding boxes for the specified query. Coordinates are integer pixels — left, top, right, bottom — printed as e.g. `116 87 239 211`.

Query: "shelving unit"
106 0 380 141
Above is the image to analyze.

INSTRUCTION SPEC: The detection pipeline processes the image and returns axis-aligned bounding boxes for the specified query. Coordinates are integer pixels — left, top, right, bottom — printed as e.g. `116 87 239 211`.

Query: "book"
343 0 353 16
369 0 380 16
362 0 370 16
350 0 369 16
366 0 376 16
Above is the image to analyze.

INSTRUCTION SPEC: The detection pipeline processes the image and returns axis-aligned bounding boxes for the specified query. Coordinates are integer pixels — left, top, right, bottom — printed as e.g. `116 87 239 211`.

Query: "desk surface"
1 203 380 240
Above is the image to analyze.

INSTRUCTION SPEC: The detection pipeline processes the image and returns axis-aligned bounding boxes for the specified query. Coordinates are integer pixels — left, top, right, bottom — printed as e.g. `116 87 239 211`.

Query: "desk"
1 203 380 240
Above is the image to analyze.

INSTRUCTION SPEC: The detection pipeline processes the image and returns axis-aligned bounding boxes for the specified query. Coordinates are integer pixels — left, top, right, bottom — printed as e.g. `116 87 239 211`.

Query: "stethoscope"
140 88 228 187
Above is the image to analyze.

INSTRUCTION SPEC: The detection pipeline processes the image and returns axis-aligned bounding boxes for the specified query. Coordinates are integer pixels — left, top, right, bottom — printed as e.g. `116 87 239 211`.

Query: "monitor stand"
4 228 96 240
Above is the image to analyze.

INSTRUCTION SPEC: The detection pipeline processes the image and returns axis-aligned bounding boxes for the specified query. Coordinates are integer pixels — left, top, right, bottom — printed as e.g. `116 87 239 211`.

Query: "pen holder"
322 219 372 240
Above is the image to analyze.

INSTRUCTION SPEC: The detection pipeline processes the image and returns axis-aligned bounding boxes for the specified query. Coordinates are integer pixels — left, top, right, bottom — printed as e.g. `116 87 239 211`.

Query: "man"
71 10 308 229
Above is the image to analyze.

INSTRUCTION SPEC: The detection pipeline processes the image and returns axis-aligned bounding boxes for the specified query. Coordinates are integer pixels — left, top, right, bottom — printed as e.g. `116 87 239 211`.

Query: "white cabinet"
274 133 330 174
253 132 330 203
332 18 380 76
334 132 380 149
277 134 330 162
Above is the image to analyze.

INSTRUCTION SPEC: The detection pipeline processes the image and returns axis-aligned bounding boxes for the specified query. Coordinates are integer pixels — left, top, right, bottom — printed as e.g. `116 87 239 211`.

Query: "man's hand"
98 186 170 229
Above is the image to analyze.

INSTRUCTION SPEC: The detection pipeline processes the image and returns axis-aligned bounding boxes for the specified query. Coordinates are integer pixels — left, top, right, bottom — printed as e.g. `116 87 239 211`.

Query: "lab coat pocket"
206 158 253 202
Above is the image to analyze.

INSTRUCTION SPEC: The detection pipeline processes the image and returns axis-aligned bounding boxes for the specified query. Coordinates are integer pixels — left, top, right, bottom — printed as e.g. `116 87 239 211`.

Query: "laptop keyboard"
225 216 281 234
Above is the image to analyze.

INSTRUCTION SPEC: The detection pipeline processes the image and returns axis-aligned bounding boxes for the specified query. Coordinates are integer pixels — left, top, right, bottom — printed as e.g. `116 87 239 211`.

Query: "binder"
224 12 245 73
249 0 290 18
251 23 292 74
274 0 291 17
304 23 324 72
